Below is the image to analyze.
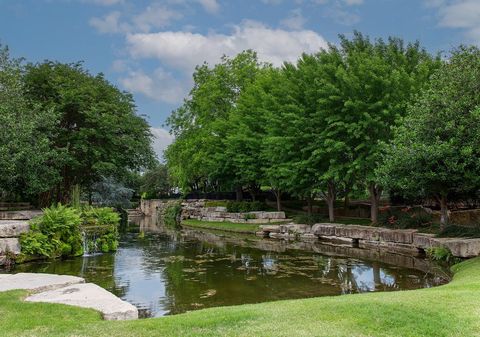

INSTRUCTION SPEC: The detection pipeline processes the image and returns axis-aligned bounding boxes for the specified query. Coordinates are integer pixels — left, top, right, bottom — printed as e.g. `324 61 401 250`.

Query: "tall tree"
379 46 480 228
23 61 156 205
325 32 440 223
0 45 59 201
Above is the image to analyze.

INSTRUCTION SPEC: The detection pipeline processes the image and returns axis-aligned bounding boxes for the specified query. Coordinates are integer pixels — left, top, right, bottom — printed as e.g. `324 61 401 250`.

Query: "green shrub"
20 204 120 259
81 207 120 254
243 213 256 220
164 202 182 228
20 204 83 258
205 200 228 208
377 206 433 229
293 214 327 225
226 201 266 213
438 225 480 238
426 246 460 264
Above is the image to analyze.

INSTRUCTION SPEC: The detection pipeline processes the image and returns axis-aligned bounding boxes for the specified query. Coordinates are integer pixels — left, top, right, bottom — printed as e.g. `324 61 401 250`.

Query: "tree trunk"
326 181 336 222
236 186 243 201
307 196 313 217
369 183 382 224
344 186 350 209
440 194 449 230
273 189 282 211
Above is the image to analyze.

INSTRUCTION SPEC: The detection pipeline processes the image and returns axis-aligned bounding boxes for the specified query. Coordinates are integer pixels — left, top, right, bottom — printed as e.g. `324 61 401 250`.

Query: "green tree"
23 61 156 205
140 164 174 198
379 46 480 228
166 51 262 197
322 32 439 223
0 45 59 201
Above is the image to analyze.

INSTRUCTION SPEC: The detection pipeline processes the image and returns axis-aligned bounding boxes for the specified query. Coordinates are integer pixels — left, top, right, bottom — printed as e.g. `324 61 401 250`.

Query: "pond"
6 216 449 318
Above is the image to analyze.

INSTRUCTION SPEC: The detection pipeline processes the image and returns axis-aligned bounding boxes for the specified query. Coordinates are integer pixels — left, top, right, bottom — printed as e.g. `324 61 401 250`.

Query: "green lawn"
1 258 480 336
181 219 272 233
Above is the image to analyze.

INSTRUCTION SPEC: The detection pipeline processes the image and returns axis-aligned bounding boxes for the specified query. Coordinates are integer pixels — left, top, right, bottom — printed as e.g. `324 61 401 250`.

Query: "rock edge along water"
0 273 138 320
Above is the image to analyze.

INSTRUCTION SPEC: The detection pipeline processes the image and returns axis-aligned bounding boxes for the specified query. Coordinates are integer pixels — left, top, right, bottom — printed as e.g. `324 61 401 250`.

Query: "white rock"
0 238 21 254
0 273 84 293
0 220 30 237
26 283 138 320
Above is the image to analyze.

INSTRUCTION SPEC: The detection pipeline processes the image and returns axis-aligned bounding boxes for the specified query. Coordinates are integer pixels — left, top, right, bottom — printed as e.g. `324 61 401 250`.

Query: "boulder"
26 283 138 320
312 223 338 236
0 238 20 254
0 273 84 293
259 225 281 233
0 221 30 238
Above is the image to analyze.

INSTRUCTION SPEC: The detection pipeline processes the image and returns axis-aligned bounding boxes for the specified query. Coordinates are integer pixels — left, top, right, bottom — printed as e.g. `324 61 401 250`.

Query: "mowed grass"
1 258 480 337
182 219 273 233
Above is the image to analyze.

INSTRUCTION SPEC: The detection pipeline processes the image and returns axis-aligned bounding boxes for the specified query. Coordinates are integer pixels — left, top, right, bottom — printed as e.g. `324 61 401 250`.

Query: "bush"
377 206 433 229
426 246 460 264
20 204 83 258
164 202 182 228
438 225 480 238
20 204 120 259
292 214 327 225
205 200 228 208
81 207 120 254
226 201 266 213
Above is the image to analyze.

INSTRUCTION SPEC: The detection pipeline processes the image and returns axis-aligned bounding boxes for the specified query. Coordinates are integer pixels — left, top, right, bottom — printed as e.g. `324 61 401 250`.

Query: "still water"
9 216 448 317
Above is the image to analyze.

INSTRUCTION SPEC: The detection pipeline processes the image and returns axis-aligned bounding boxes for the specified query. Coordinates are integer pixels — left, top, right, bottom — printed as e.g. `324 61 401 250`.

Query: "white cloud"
89 11 130 34
126 20 329 70
120 67 189 104
281 8 307 30
133 4 182 32
151 127 174 160
196 0 220 13
85 0 123 5
429 0 480 43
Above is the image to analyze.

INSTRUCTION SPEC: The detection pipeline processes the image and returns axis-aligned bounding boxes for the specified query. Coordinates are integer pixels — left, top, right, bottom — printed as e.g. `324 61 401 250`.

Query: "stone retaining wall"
181 199 289 224
258 223 480 258
0 220 30 266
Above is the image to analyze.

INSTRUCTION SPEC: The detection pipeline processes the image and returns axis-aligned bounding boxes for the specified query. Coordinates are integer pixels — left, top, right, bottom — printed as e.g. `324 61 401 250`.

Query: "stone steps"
0 273 138 320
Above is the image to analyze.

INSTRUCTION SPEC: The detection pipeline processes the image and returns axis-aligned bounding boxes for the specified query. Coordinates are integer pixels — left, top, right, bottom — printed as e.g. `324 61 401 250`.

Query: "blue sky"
1 0 479 158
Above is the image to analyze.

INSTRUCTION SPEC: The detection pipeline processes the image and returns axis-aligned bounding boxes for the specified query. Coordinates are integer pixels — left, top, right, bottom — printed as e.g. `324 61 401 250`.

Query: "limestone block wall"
0 220 30 266
180 199 289 224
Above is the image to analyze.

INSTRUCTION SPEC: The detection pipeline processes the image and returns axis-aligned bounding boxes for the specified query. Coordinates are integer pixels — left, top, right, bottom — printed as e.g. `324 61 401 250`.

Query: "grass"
1 258 480 336
181 219 263 233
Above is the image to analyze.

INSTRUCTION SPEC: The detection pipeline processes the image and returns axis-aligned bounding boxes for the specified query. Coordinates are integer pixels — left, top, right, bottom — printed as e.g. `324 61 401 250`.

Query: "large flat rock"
26 283 138 320
0 238 20 254
0 273 84 293
0 220 30 237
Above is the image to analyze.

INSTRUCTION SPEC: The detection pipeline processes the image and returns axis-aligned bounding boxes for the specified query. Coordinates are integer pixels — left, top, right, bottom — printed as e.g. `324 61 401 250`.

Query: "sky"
1 0 480 159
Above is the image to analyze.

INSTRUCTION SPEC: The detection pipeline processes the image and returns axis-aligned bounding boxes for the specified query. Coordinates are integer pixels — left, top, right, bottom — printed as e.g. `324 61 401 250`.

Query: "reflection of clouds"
261 255 277 273
241 254 252 268
380 270 397 288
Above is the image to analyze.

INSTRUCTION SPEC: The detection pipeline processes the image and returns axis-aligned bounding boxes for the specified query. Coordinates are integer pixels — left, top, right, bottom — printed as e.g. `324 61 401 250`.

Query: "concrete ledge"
0 273 85 293
26 283 138 320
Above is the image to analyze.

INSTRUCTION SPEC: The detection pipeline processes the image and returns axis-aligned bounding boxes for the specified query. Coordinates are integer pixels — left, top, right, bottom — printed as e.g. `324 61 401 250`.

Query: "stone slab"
335 225 381 241
312 223 338 236
259 225 281 233
378 229 417 244
0 273 85 293
439 238 480 258
26 283 138 320
0 221 30 238
0 238 20 254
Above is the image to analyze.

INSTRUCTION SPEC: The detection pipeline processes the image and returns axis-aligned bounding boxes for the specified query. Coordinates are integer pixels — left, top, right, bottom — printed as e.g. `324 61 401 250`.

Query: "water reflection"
10 215 448 317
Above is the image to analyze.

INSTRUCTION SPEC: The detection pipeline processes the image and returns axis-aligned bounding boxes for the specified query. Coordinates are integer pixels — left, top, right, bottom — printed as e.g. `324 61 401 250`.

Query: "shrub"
164 202 182 228
293 214 327 225
226 201 266 213
81 206 120 254
377 206 433 229
438 225 480 238
20 204 83 258
205 200 228 208
426 246 460 264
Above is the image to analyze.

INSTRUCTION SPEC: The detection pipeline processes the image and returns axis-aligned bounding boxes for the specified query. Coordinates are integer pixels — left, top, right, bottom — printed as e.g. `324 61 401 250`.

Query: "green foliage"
226 201 266 213
438 225 480 238
292 214 328 225
377 206 433 229
164 202 182 228
81 206 120 254
20 204 120 258
379 46 480 225
20 204 83 258
204 200 228 208
140 164 174 199
426 246 459 264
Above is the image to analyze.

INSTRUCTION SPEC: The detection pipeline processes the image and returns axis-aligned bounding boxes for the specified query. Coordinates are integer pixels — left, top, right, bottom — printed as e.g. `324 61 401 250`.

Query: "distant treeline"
165 31 480 227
